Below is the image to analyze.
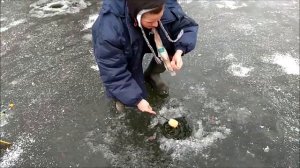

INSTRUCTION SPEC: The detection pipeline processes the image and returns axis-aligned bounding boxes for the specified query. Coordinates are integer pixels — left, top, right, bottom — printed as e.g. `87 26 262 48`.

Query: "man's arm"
92 15 144 106
167 0 199 54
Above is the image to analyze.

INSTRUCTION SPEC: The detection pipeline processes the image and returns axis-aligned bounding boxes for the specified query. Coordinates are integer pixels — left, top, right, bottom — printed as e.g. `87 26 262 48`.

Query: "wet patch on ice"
216 1 247 10
0 19 26 33
0 134 35 168
263 53 299 75
29 0 91 18
83 113 150 167
83 98 231 166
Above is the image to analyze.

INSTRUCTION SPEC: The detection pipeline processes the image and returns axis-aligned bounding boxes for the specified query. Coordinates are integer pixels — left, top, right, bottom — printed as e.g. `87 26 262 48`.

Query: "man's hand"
171 50 183 71
137 99 156 115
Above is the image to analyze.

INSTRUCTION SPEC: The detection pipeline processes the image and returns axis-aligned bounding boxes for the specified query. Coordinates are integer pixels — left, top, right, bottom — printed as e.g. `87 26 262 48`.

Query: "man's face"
141 9 164 29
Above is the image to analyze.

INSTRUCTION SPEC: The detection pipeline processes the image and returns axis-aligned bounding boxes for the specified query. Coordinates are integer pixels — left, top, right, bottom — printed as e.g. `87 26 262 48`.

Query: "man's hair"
127 0 166 18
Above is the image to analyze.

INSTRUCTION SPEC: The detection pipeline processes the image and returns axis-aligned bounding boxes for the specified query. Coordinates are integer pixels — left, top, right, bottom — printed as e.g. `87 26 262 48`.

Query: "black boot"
144 58 169 96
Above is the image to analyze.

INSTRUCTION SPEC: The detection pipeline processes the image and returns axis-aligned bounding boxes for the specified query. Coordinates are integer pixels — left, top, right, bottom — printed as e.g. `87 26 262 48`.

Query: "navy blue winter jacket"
92 0 198 106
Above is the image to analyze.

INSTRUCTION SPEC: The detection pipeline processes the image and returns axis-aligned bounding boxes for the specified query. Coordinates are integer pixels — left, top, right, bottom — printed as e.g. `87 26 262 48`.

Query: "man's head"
127 0 166 29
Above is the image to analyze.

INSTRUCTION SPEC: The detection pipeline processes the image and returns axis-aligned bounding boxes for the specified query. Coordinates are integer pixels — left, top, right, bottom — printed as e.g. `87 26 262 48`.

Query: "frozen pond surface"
0 0 299 167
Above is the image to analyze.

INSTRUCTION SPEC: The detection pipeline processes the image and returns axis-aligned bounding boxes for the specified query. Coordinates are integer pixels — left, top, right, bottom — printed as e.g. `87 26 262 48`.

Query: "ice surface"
216 1 247 10
82 14 98 31
1 0 299 167
231 23 256 35
0 134 35 168
0 17 7 22
159 124 231 160
178 0 193 4
0 19 26 33
271 53 299 75
156 99 231 160
228 63 254 77
29 0 91 18
90 65 99 71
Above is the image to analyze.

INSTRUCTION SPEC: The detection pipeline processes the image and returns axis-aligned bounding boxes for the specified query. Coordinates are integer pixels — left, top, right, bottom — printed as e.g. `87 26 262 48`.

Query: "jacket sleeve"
92 16 144 106
167 0 199 54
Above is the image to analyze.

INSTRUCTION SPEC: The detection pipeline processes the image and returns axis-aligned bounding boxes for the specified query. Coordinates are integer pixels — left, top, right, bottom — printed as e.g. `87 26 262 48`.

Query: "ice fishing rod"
157 114 168 120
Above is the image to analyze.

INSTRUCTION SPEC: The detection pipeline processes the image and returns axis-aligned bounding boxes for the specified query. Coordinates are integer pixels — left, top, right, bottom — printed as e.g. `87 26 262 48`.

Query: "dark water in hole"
50 4 64 9
161 117 192 140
